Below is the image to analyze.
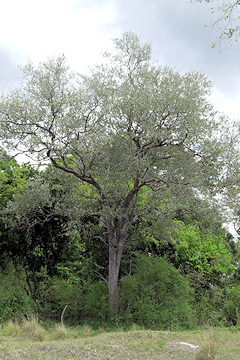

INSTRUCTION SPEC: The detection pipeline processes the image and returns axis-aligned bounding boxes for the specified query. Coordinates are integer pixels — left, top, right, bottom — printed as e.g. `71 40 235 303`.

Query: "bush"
0 272 35 322
37 277 83 323
224 284 240 325
37 278 109 326
120 255 196 329
189 280 227 327
1 292 34 322
82 281 109 324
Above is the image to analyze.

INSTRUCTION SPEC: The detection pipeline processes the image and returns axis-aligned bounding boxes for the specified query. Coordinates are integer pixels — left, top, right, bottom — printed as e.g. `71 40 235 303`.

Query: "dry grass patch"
50 323 68 340
20 318 46 341
50 323 81 340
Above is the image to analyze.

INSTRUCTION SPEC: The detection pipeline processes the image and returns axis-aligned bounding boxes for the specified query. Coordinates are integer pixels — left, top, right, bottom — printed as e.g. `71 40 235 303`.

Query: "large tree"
0 32 228 316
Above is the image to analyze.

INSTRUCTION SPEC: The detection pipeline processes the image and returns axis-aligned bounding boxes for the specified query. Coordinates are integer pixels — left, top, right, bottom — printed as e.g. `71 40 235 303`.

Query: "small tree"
0 32 228 316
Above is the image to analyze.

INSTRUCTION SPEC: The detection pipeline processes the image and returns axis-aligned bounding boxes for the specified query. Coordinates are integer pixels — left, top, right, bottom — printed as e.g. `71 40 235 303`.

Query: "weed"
196 329 218 360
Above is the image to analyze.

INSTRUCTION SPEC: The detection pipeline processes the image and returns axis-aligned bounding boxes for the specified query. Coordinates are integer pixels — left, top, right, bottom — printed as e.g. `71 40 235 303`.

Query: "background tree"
0 32 229 316
0 151 36 268
0 150 35 209
193 0 240 43
170 219 235 282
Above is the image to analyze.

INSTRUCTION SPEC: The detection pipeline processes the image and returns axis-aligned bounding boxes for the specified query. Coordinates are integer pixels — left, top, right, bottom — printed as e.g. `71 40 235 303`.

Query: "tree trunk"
107 214 129 317
108 242 122 317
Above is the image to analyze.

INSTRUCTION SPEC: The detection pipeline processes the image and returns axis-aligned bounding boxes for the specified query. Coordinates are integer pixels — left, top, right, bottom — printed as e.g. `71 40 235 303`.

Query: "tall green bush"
120 255 196 329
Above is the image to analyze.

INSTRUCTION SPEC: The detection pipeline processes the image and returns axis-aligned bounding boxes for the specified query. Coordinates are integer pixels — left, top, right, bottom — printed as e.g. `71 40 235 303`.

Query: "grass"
0 321 240 359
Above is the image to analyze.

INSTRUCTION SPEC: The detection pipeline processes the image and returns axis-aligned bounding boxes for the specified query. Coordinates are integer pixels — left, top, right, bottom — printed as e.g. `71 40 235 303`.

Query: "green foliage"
82 281 109 324
192 283 227 326
37 276 83 323
37 278 109 326
0 292 34 323
0 152 37 267
55 228 90 281
170 220 234 282
0 270 35 322
0 151 35 209
168 220 236 326
120 256 196 329
1 174 84 286
224 284 240 326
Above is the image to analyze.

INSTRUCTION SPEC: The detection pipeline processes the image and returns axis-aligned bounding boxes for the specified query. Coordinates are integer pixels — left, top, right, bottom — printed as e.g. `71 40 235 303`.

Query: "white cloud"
210 86 240 121
0 0 118 70
0 0 240 121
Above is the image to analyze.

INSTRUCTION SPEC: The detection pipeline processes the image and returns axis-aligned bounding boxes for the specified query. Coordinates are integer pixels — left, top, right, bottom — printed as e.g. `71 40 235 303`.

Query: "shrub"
224 284 240 325
37 277 109 325
120 255 196 329
37 277 83 323
0 272 35 322
82 281 109 324
193 295 227 327
0 290 35 322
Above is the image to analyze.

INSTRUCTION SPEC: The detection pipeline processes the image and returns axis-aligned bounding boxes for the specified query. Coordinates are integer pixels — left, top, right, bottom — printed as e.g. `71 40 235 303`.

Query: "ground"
0 327 240 359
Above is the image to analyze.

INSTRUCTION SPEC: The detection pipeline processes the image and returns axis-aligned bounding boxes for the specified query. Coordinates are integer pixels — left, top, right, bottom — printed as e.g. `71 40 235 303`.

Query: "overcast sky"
1 0 240 120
